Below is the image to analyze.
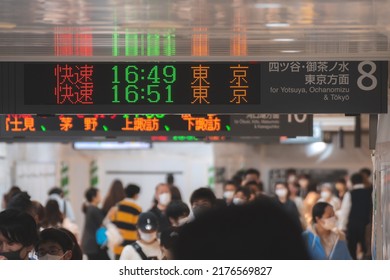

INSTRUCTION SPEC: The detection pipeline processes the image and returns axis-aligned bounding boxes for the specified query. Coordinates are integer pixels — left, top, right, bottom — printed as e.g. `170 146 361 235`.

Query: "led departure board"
0 114 313 138
1 61 386 114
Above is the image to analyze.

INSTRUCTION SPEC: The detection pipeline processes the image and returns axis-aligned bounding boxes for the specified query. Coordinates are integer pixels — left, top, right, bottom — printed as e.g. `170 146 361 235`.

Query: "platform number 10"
288 114 307 123
357 61 377 91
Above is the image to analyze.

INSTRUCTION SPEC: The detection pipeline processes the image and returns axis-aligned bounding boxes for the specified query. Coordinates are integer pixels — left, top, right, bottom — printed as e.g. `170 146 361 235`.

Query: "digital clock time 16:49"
111 65 176 104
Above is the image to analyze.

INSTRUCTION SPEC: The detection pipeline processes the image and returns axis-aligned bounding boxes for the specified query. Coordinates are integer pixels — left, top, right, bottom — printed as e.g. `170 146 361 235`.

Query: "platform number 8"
357 61 377 91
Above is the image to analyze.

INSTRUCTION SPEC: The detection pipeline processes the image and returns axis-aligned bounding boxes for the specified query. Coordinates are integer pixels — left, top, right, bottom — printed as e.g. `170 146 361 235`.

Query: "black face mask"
0 248 24 260
192 206 210 219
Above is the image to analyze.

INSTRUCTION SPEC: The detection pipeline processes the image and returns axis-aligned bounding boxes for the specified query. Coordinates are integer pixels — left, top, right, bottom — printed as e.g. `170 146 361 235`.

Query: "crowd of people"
0 168 373 260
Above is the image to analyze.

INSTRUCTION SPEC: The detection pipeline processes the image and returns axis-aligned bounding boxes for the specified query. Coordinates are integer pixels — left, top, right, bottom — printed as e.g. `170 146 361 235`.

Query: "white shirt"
120 240 163 260
336 184 365 231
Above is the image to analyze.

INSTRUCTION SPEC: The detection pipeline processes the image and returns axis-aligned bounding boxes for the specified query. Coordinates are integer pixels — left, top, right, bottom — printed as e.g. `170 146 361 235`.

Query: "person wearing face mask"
274 182 302 231
190 187 217 219
36 228 74 260
149 183 172 233
165 200 190 228
303 202 351 260
0 209 38 260
232 187 251 206
318 183 341 212
120 212 163 260
222 181 238 206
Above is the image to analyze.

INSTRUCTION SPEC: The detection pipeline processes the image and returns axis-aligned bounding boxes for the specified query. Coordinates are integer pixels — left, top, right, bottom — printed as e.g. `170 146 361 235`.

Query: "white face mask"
177 216 189 226
158 193 171 206
38 253 64 260
223 191 235 200
322 216 337 230
321 191 331 200
139 231 157 243
275 188 288 198
232 197 245 205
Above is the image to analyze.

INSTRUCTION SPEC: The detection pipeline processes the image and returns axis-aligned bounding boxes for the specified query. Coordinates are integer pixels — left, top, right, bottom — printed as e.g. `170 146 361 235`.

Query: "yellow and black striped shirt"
110 198 142 257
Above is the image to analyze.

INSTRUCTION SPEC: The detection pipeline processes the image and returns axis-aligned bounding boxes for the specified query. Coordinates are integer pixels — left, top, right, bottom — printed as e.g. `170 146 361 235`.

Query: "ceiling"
0 0 389 61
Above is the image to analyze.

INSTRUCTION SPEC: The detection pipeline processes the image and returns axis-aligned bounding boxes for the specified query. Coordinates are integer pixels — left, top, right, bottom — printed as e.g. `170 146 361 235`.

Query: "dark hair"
3 186 21 208
102 180 125 214
244 168 260 178
85 187 99 202
243 180 263 192
166 173 174 185
190 187 216 206
286 168 297 176
31 200 45 227
312 202 332 224
298 174 311 181
223 180 238 191
336 178 347 185
173 197 309 260
42 199 63 227
235 187 251 200
359 168 371 177
351 173 364 185
125 184 140 198
48 187 64 197
36 228 74 253
307 182 318 193
57 228 83 260
0 209 38 247
6 191 33 215
166 201 190 220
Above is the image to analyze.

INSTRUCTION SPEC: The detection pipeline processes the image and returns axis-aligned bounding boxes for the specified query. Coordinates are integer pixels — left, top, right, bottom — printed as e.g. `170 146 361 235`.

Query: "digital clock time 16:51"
111 65 177 104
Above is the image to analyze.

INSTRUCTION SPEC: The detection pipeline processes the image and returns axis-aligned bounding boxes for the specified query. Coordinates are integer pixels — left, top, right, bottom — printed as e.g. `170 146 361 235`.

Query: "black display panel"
1 61 387 114
0 114 313 138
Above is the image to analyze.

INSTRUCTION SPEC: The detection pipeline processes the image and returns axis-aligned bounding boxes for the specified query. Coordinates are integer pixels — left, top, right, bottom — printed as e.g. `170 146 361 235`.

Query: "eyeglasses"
37 247 63 257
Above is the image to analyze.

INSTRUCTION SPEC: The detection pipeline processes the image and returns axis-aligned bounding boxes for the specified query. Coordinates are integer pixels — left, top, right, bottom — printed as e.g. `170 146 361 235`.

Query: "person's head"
274 182 290 201
31 200 45 228
2 186 21 210
0 209 38 260
173 197 309 260
155 183 171 207
102 180 125 213
57 228 83 260
335 178 347 194
350 173 364 186
137 212 159 244
288 182 300 197
160 228 179 260
243 168 261 184
286 168 297 184
44 199 63 227
232 187 251 206
6 191 34 216
312 202 337 232
360 168 371 180
85 187 101 205
320 183 334 201
166 201 190 227
222 180 238 204
48 187 64 198
125 184 141 199
243 180 263 198
35 228 74 260
298 174 311 189
190 187 217 218
166 173 175 185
